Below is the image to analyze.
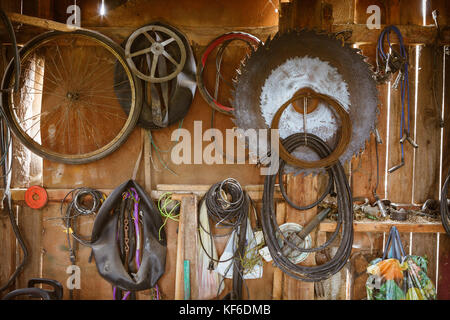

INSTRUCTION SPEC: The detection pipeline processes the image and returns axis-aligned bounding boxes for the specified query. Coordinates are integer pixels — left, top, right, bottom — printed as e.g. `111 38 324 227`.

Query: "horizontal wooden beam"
332 24 450 45
3 13 449 46
0 184 280 204
85 24 450 46
3 13 278 46
88 25 279 45
8 12 81 33
154 184 282 200
319 220 446 233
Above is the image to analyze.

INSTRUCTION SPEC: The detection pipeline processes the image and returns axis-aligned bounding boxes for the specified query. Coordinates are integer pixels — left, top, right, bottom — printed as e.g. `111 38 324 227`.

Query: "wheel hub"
66 92 79 101
150 42 164 55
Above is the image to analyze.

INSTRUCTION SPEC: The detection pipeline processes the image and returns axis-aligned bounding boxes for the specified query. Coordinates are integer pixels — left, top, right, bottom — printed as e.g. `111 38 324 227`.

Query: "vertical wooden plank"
291 0 323 30
173 195 186 300
351 43 389 202
436 40 449 299
0 207 16 297
41 204 75 300
16 206 43 290
350 1 388 202
412 233 438 287
272 201 286 300
327 0 354 25
282 174 318 300
438 233 450 299
412 46 441 203
354 0 387 25
386 45 417 203
143 129 152 192
76 208 111 300
428 0 449 26
278 0 333 301
157 218 178 300
183 194 198 300
37 0 54 20
279 1 293 33
441 47 450 182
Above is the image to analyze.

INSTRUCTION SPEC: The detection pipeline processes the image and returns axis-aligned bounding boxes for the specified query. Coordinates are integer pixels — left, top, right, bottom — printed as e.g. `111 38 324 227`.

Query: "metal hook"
400 130 418 149
388 156 405 173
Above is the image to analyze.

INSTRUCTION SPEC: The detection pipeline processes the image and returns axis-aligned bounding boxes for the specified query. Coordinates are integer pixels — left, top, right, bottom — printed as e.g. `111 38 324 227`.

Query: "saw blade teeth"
232 29 379 175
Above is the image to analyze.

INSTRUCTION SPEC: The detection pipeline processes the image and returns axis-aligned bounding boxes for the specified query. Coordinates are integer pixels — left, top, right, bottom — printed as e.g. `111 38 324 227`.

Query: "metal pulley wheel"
125 25 187 83
232 29 379 174
116 22 196 129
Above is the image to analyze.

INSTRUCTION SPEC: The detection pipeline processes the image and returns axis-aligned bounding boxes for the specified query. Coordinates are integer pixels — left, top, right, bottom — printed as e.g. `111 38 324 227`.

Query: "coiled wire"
204 178 248 231
199 178 250 299
61 188 105 264
261 133 353 282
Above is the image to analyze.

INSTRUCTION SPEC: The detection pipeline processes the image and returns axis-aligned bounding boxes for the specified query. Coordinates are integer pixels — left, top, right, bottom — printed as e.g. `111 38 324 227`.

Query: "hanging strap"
382 226 406 260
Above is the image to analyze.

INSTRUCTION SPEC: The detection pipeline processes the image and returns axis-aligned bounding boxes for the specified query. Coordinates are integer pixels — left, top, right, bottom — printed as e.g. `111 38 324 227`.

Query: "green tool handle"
184 260 190 300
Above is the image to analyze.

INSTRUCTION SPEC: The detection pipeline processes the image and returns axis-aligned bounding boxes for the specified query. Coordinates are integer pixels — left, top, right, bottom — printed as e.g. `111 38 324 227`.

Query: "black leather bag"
88 180 166 291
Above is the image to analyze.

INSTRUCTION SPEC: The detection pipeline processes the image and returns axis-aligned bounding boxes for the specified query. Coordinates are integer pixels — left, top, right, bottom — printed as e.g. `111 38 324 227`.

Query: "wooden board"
412 46 441 203
282 173 318 300
438 233 450 299
386 45 416 203
15 206 42 290
319 220 446 233
350 44 389 202
0 207 17 297
272 201 286 300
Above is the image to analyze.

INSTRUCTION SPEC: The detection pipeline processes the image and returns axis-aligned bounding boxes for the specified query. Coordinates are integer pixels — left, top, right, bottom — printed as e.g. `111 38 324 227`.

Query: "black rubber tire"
1 29 142 164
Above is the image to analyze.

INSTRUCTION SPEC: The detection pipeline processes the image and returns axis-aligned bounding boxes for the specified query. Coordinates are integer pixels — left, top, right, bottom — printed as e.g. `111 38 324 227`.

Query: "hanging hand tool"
377 26 419 174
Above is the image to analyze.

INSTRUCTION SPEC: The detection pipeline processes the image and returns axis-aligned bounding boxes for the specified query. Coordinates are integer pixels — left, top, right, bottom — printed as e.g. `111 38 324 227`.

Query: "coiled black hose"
441 169 450 235
261 133 353 282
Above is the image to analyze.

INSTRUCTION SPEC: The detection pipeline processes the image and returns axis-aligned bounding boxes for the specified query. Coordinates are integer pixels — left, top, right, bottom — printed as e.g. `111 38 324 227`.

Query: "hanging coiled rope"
261 133 354 282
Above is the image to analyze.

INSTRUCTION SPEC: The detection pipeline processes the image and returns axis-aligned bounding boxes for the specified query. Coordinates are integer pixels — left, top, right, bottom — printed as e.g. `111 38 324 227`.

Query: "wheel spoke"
128 47 152 58
162 50 178 67
161 37 175 47
143 32 156 44
150 54 158 78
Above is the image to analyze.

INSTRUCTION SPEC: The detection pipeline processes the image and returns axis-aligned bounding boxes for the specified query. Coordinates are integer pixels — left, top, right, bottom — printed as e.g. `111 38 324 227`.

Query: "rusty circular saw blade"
232 29 379 175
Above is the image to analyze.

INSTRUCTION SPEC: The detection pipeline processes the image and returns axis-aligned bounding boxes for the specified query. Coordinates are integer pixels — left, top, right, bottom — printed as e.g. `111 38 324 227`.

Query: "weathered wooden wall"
0 0 449 300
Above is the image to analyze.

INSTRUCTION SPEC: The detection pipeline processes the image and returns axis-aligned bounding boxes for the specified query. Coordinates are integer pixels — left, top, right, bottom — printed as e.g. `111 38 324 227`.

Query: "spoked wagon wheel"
1 30 142 164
